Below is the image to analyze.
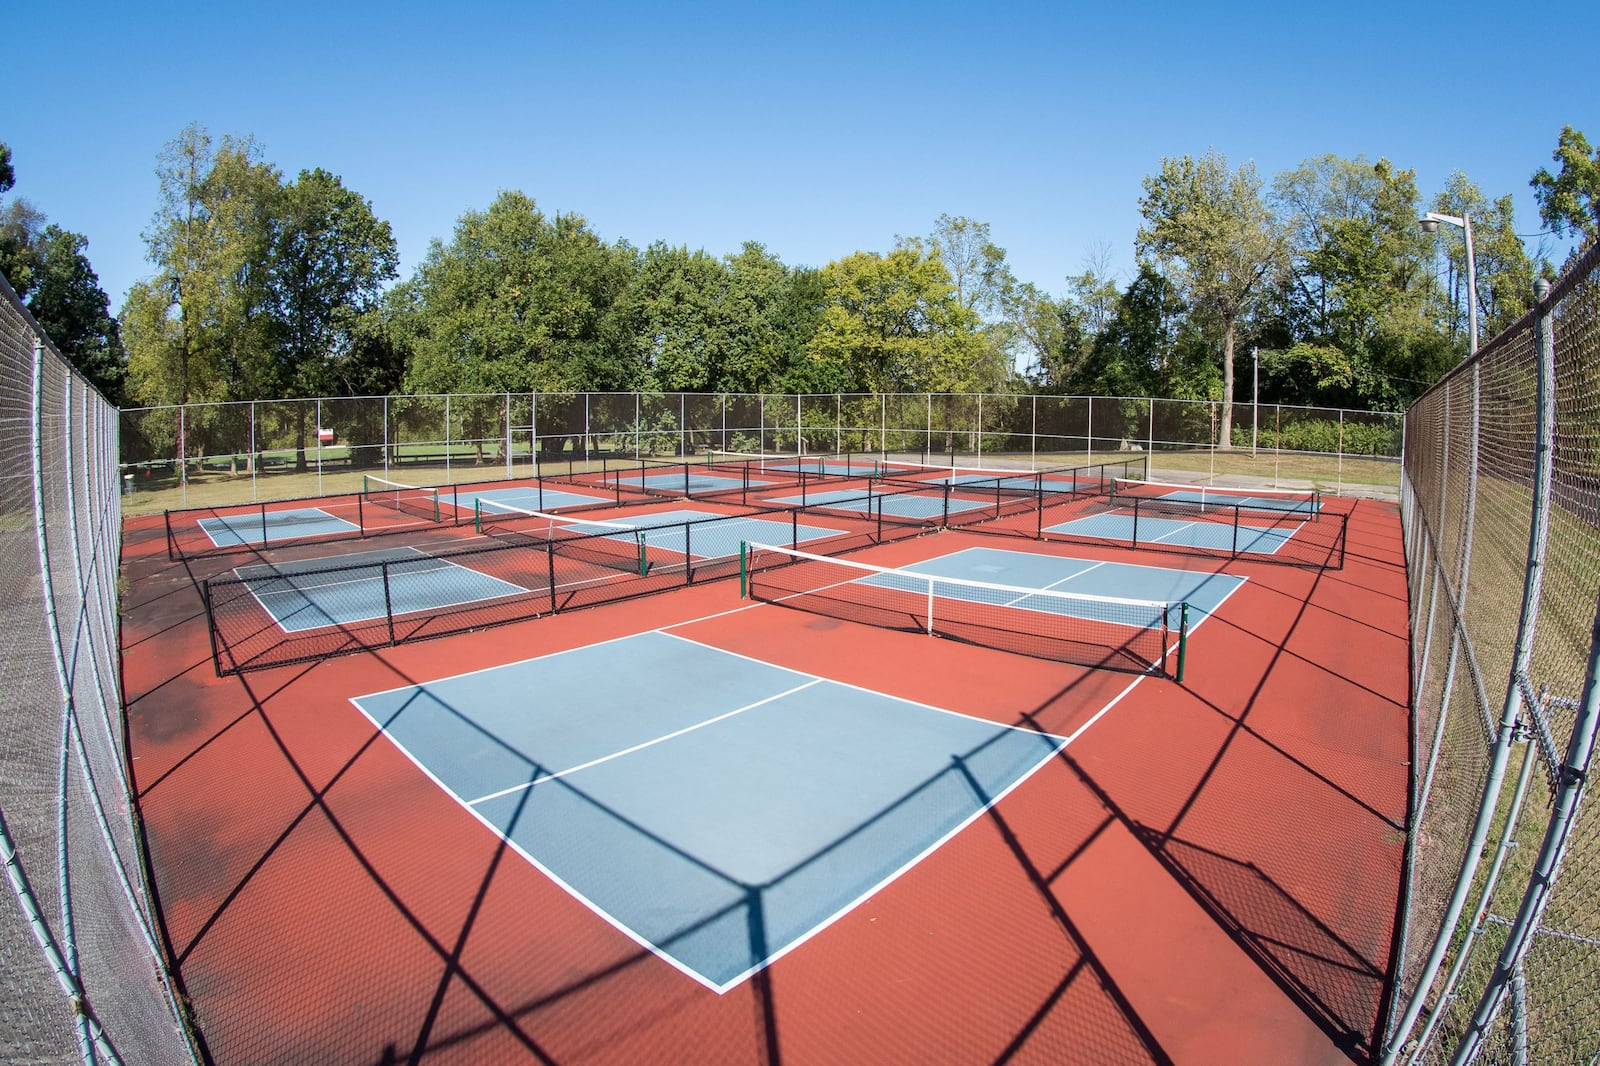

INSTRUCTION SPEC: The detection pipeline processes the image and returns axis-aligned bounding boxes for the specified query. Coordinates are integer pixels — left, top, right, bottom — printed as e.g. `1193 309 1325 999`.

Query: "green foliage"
806 245 993 393
1531 125 1600 241
26 226 127 403
0 141 127 401
401 191 635 395
273 167 398 397
1138 149 1286 442
1273 155 1431 348
1231 416 1399 456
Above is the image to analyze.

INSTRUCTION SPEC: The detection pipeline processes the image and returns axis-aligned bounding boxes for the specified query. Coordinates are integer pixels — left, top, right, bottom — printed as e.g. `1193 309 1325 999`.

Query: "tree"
612 241 730 391
125 124 283 408
1531 125 1600 242
402 190 635 395
0 140 126 401
927 214 1014 318
1138 150 1286 446
26 225 128 402
805 245 992 393
1272 155 1431 345
1429 174 1534 341
272 167 399 397
1004 282 1084 390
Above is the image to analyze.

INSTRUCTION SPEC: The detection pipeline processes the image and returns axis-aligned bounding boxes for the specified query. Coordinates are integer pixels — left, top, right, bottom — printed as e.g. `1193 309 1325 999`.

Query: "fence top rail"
118 392 1405 419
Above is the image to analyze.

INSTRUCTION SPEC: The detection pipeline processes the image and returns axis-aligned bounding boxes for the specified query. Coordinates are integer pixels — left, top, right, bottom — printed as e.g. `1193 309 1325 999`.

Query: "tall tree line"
9 124 1600 418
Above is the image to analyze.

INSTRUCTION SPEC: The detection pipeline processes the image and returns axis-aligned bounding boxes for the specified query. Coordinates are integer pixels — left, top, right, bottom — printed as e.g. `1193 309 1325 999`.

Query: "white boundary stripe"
199 506 354 547
348 628 1080 995
465 678 825 806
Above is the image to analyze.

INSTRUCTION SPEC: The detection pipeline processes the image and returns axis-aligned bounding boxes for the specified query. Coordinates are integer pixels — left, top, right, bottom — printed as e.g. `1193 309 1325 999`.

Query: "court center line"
464 677 825 807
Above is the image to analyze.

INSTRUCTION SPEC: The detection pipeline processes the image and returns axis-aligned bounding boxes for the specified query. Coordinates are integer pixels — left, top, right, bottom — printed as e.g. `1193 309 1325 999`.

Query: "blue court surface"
603 509 843 561
199 507 359 547
766 488 992 520
234 547 526 632
863 545 1244 623
453 485 616 515
622 469 779 494
1048 511 1298 555
350 630 1068 991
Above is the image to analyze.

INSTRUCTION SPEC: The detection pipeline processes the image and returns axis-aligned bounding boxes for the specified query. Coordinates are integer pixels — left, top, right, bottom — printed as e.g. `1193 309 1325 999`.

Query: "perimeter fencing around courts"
1384 241 1600 1065
0 276 195 1062
117 390 1402 514
197 455 1149 675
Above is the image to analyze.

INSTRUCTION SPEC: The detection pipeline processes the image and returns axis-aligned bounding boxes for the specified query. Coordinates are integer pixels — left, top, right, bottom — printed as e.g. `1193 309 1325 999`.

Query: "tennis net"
705 450 823 474
741 542 1188 677
474 499 649 576
363 474 443 522
1108 477 1320 518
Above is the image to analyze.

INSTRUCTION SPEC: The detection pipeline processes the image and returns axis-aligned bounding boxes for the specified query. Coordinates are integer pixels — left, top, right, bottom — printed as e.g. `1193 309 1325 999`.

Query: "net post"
740 541 748 598
925 576 934 635
1176 603 1189 683
1131 498 1139 548
202 579 226 677
1232 504 1241 556
790 509 799 550
260 503 269 547
165 509 177 561
358 489 366 535
474 499 483 534
678 522 690 582
381 561 397 646
547 540 557 613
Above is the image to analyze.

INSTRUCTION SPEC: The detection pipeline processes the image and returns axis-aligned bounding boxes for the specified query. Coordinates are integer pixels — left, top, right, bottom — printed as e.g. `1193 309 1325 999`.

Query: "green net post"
361 473 369 499
1176 603 1189 683
474 499 483 534
739 541 749 598
637 532 649 577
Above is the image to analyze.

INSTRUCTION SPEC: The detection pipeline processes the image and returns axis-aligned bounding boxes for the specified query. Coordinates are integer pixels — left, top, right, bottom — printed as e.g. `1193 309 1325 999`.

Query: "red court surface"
121 493 1410 1064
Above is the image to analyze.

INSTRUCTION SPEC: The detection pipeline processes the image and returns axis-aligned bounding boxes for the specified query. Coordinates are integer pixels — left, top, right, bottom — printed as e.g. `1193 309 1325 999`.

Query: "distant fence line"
117 392 1403 509
1385 240 1600 1063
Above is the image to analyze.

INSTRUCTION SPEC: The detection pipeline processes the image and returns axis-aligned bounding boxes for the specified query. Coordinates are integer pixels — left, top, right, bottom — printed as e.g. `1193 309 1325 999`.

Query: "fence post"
382 562 397 646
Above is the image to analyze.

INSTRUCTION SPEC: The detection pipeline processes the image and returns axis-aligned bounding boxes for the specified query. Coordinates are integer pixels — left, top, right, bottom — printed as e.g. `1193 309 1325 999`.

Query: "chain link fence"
0 276 194 1061
1385 241 1600 1064
118 391 1403 516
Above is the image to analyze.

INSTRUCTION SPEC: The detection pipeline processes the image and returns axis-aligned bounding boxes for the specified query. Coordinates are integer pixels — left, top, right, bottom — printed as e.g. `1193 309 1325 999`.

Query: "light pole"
1421 211 1478 354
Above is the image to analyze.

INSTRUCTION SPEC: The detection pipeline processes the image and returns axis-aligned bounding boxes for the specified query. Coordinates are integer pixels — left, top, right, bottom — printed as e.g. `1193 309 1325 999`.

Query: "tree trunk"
1220 320 1236 451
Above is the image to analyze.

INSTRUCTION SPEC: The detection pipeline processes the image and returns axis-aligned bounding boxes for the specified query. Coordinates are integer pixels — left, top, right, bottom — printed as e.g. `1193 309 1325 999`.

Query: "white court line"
464 678 824 806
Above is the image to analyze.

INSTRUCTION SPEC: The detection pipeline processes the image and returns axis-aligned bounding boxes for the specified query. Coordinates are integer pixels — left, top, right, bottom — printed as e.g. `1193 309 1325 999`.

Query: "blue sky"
8 0 1596 311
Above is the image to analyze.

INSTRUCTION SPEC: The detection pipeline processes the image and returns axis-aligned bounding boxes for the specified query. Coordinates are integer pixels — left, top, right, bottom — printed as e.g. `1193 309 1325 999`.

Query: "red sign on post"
317 428 335 444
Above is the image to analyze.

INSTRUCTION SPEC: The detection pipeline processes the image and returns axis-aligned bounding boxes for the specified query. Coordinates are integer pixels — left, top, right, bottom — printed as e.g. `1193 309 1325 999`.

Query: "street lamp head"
1419 217 1440 234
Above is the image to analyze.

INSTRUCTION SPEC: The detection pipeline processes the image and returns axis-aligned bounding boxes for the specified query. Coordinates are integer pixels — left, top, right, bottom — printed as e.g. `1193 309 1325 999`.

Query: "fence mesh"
1387 241 1600 1065
0 274 194 1062
118 392 1404 516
